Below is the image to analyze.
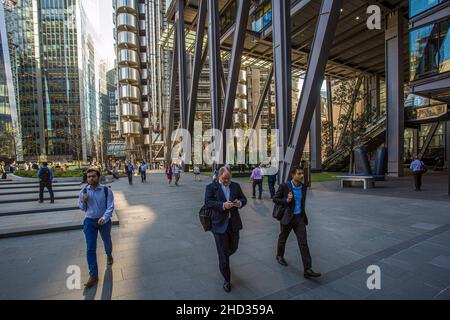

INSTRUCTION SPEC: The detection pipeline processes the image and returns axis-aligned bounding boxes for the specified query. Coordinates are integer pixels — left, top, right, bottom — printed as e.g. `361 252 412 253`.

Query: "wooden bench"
337 175 375 190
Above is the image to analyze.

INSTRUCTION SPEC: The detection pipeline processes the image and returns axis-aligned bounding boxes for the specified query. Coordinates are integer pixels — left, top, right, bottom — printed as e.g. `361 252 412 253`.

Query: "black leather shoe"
223 282 231 293
304 269 321 278
276 256 288 267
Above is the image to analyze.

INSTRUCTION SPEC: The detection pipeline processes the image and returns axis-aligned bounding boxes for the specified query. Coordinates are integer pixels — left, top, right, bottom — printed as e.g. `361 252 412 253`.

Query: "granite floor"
0 171 449 300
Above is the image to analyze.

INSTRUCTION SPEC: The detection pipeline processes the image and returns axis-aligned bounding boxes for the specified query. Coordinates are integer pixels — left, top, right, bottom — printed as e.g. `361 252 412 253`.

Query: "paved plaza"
0 172 450 300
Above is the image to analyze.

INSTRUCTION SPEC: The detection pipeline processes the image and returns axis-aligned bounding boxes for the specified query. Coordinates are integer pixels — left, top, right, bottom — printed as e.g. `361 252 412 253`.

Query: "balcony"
119 67 140 84
117 13 138 32
118 49 140 67
116 0 138 15
117 31 139 49
122 120 142 136
120 84 140 101
121 102 141 120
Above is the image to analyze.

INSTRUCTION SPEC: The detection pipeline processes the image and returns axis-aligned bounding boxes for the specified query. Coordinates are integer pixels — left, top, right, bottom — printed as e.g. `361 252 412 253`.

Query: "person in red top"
165 164 173 186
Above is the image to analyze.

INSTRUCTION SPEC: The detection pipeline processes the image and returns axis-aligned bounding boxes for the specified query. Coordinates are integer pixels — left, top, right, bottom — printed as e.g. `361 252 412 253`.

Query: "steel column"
220 0 251 133
310 99 322 171
207 0 222 133
187 0 207 135
176 0 187 130
272 0 292 180
385 10 405 177
251 66 274 131
326 79 334 152
447 120 450 196
418 122 439 160
164 41 178 164
336 76 363 148
282 0 343 182
412 128 419 158
370 74 381 118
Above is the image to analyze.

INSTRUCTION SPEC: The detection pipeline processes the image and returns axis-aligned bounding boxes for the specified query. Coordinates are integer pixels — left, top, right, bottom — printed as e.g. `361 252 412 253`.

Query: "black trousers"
39 181 54 202
141 172 146 182
268 181 276 198
213 223 240 283
277 214 312 270
413 172 422 190
127 173 133 185
252 179 263 198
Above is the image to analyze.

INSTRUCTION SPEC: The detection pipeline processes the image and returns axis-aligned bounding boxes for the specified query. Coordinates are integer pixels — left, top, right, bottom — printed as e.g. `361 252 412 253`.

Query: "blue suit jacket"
205 181 247 234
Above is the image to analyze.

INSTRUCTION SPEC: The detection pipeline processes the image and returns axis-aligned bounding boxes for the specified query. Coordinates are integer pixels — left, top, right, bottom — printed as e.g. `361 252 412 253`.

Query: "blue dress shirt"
290 180 302 215
79 184 114 222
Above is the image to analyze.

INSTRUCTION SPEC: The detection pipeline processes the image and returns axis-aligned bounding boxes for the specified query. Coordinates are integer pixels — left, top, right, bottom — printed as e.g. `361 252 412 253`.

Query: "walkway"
0 171 449 299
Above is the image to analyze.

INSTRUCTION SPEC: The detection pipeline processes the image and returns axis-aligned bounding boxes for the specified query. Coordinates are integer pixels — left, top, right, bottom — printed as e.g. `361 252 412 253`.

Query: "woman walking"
165 164 173 186
193 165 201 182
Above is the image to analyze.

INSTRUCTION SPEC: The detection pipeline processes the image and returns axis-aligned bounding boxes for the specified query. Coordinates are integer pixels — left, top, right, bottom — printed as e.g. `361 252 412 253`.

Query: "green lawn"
310 172 340 182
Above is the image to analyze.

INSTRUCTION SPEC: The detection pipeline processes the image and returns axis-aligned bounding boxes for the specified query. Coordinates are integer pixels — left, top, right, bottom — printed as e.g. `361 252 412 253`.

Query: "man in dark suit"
273 167 321 279
205 167 247 292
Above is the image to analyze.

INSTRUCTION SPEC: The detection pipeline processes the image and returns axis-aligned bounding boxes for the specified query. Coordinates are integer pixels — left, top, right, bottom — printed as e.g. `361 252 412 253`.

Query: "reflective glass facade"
409 0 448 18
0 19 14 159
4 0 102 161
409 18 450 81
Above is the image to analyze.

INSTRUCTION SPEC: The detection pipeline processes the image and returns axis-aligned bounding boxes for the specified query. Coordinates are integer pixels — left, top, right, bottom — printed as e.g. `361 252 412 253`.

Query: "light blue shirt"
290 180 303 215
410 160 424 172
79 184 114 223
219 181 242 210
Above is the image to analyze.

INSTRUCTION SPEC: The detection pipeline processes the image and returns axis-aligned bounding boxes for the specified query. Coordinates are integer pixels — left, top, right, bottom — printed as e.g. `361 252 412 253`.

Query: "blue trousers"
83 218 112 277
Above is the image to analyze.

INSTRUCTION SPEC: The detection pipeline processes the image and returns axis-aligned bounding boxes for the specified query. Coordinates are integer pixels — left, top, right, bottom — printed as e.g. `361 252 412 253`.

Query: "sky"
83 0 116 68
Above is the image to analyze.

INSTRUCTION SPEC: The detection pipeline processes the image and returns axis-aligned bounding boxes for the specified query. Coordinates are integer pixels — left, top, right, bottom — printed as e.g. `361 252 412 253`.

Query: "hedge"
14 169 84 178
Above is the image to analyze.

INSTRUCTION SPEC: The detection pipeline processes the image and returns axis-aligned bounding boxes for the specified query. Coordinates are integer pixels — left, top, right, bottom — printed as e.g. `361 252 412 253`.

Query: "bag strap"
104 186 110 207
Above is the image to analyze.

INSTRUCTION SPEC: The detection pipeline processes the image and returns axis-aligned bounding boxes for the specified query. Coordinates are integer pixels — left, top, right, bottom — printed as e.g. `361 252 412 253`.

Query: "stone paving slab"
0 210 119 239
0 198 79 216
0 173 449 299
0 182 82 190
0 186 82 195
0 190 79 203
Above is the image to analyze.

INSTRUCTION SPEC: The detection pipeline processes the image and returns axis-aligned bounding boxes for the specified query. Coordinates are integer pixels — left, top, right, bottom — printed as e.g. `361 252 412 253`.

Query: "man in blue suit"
205 166 247 292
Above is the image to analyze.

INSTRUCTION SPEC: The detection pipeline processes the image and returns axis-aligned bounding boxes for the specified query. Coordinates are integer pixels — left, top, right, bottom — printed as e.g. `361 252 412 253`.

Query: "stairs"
323 116 386 171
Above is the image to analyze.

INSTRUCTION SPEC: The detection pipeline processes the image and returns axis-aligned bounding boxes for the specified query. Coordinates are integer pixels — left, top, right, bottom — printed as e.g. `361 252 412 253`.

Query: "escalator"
323 116 386 171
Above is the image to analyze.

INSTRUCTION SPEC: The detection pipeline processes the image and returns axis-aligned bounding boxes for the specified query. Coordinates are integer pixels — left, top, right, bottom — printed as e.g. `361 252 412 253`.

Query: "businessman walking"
79 168 115 288
205 167 247 292
273 167 321 279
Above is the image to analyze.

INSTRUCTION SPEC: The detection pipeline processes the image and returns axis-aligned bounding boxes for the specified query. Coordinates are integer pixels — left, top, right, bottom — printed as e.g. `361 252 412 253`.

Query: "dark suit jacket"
273 181 308 226
205 181 247 234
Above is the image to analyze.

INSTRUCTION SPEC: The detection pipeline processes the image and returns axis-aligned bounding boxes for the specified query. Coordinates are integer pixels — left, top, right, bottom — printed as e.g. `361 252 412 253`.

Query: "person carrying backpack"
79 168 114 288
125 161 134 185
37 162 54 203
139 161 148 183
410 157 427 191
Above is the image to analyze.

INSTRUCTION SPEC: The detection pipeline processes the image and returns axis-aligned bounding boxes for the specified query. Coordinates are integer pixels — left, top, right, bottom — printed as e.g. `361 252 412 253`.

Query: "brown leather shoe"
107 256 114 265
84 276 99 288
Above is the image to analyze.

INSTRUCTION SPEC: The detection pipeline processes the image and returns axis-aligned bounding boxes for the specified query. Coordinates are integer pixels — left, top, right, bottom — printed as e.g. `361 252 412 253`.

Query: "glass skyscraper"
3 0 104 161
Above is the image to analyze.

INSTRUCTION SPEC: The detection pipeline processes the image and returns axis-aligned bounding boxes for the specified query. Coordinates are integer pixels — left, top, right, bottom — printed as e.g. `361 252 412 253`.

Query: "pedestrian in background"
37 162 54 203
250 163 263 199
139 161 148 183
165 164 173 186
125 161 134 185
193 165 201 181
173 163 181 186
410 157 427 191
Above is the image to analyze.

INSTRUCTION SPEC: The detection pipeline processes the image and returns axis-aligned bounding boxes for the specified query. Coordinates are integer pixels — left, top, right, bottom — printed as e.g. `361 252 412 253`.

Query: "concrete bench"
337 175 375 190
